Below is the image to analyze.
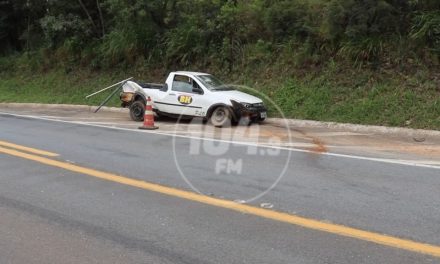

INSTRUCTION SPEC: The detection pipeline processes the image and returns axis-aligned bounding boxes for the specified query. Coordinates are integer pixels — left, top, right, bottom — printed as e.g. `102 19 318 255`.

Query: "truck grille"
251 103 265 109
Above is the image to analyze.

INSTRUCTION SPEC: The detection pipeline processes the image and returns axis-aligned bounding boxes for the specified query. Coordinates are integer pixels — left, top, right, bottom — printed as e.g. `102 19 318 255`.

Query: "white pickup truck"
120 71 267 127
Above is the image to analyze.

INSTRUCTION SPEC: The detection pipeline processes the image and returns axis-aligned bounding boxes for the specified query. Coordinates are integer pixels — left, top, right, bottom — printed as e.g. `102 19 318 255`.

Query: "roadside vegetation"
1 0 439 129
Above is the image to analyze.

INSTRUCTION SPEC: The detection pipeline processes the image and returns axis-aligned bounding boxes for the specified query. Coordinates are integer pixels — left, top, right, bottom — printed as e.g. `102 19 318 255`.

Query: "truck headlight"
231 100 249 109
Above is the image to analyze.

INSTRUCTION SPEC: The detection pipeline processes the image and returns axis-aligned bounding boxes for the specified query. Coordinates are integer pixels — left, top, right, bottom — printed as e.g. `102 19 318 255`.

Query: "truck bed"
136 82 165 90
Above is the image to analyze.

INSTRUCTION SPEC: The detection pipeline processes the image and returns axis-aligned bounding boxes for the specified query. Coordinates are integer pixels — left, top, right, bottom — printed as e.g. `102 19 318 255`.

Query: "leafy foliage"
411 11 440 54
1 0 440 69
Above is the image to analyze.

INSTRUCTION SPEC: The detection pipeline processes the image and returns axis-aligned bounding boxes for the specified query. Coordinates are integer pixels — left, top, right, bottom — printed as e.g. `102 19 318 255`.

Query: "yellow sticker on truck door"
178 95 193 105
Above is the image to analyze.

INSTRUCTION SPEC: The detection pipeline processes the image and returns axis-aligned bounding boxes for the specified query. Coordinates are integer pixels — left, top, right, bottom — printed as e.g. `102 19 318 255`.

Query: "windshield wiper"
211 86 234 91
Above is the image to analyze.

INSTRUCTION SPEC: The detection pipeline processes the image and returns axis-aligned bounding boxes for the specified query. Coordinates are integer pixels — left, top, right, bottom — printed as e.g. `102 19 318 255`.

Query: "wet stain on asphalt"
292 128 327 153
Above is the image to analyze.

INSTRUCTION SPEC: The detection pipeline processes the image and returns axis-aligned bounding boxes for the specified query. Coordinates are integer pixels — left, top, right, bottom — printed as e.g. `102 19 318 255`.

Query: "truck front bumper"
231 101 267 121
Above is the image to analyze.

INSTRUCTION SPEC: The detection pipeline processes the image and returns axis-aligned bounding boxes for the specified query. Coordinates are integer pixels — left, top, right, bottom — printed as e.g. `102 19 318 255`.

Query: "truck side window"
172 75 194 93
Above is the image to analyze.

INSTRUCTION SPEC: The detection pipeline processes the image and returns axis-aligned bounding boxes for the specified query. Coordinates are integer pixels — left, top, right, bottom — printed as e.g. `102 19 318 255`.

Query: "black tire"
210 106 232 127
129 100 145 122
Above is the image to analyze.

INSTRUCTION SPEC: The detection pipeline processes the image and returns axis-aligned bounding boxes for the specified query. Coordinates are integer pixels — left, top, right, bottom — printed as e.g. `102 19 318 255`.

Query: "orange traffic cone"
139 96 158 130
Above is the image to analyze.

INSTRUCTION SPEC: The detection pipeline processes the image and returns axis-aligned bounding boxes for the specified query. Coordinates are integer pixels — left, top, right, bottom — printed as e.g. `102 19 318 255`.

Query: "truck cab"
121 71 267 127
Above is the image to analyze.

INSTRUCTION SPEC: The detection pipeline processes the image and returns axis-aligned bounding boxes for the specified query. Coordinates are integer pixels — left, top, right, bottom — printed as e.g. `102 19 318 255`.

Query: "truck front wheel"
129 100 145 122
210 106 232 127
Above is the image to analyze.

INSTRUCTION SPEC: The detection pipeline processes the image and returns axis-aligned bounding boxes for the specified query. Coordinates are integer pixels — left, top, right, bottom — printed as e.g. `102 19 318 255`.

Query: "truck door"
155 74 207 117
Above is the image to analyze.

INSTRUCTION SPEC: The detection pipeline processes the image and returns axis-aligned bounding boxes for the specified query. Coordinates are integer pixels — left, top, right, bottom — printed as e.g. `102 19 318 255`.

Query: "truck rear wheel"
210 106 232 127
129 100 145 122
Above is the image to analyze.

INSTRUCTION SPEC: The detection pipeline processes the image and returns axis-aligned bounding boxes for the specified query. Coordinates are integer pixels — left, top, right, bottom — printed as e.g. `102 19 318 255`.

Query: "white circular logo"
172 85 292 203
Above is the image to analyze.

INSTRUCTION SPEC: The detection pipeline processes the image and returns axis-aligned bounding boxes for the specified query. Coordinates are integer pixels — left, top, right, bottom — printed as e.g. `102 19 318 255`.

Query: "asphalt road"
0 114 439 263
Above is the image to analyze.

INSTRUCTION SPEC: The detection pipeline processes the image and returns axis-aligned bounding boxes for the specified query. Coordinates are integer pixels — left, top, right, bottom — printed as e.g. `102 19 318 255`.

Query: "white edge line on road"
2 111 440 170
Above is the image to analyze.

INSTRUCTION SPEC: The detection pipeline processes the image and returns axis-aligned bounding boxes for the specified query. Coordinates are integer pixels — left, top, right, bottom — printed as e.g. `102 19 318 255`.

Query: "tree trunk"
96 0 105 38
77 0 98 37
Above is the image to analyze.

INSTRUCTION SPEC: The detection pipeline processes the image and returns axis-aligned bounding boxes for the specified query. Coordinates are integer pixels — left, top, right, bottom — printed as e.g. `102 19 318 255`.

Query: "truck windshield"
195 75 234 91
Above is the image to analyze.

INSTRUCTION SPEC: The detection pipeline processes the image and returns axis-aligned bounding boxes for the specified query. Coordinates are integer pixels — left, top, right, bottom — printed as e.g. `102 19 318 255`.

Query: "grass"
272 80 440 129
0 70 128 107
0 58 439 130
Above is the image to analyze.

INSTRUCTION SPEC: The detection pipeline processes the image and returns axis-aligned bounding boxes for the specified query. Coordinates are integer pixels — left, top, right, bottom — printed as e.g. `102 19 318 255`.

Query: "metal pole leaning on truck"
85 77 133 99
85 77 133 113
93 85 123 113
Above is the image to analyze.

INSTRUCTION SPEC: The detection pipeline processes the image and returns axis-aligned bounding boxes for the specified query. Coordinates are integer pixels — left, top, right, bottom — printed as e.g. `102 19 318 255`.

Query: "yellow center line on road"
0 140 59 157
0 145 439 258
